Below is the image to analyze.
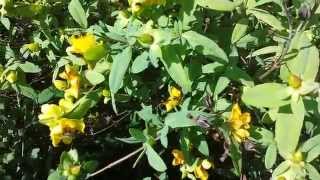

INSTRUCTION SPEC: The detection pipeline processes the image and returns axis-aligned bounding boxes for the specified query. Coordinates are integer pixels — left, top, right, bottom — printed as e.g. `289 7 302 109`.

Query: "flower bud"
6 70 17 83
201 159 213 170
70 165 81 176
288 74 302 89
299 4 311 20
138 33 154 45
102 89 111 97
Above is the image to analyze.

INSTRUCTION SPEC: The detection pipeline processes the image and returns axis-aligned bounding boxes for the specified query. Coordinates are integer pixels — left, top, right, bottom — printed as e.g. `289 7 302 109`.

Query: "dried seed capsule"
299 4 311 20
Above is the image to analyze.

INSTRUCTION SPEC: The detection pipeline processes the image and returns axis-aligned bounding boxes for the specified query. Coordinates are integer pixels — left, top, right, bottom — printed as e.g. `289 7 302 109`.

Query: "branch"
86 146 145 179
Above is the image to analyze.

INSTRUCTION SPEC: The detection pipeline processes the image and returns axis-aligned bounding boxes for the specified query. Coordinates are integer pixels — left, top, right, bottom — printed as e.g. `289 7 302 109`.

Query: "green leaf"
265 144 277 169
198 137 209 156
17 84 38 100
160 126 169 148
275 113 303 159
145 144 167 172
214 76 230 97
282 32 319 81
231 18 249 44
272 160 290 178
37 87 56 104
161 45 192 92
47 170 66 180
224 66 254 87
64 91 100 119
0 17 10 30
19 62 41 73
109 47 132 94
301 134 320 152
247 8 285 31
182 31 229 64
306 163 320 180
306 145 320 162
129 128 147 142
165 111 199 128
250 46 280 57
242 83 291 108
131 51 149 74
85 70 105 85
291 97 305 122
82 160 98 173
197 0 242 11
68 0 88 28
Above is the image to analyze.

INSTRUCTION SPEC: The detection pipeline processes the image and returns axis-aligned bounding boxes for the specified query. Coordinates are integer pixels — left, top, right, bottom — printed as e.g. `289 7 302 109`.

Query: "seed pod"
299 4 311 20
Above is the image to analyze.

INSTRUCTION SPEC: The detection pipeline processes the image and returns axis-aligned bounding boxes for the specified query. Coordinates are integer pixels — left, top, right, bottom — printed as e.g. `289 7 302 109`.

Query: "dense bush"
0 0 320 179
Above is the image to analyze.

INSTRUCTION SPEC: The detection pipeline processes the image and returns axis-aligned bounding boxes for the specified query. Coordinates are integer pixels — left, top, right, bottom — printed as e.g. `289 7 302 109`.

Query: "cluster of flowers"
38 33 103 147
39 65 84 147
172 149 213 180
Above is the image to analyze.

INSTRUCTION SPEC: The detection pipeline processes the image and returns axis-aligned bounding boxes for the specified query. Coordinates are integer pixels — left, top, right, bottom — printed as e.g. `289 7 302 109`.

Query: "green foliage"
0 0 320 179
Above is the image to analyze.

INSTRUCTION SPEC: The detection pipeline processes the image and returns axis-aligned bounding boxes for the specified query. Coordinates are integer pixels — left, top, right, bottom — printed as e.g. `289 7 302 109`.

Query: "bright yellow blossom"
172 149 185 166
55 65 81 99
53 80 68 91
68 33 97 55
194 159 213 180
38 104 65 123
164 86 182 112
49 118 85 147
6 70 18 83
39 98 85 147
229 103 251 143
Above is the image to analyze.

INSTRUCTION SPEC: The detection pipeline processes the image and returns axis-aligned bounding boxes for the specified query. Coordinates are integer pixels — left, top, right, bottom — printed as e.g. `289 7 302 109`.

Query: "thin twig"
86 146 145 179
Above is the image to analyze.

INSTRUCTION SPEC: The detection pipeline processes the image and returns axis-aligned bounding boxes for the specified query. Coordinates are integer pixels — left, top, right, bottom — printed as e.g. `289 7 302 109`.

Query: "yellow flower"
229 103 251 143
164 86 182 112
194 159 213 180
68 33 97 55
38 104 65 123
59 98 74 112
53 80 68 91
172 149 185 166
49 118 85 147
6 70 17 83
57 65 81 99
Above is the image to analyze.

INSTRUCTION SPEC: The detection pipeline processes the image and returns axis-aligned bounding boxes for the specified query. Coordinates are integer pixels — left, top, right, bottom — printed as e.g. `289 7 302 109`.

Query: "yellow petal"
165 99 179 112
171 149 185 166
201 159 213 170
58 98 74 112
169 86 182 99
6 71 17 84
60 118 85 133
240 112 251 124
69 33 97 55
53 80 68 91
194 164 209 180
230 103 241 121
39 104 64 122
